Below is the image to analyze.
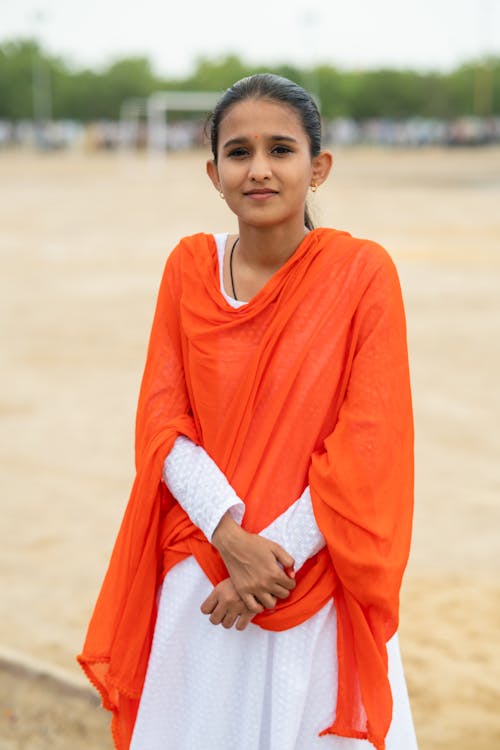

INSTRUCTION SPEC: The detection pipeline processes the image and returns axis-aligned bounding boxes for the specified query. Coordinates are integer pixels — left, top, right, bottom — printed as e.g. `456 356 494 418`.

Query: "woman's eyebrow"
222 134 298 149
222 137 248 149
268 135 298 143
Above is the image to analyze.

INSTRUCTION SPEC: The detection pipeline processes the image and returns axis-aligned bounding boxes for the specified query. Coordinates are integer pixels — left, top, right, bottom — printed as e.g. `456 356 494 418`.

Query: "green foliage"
313 66 349 117
341 70 425 118
0 39 42 118
184 54 249 91
0 38 499 121
448 58 500 117
98 57 157 117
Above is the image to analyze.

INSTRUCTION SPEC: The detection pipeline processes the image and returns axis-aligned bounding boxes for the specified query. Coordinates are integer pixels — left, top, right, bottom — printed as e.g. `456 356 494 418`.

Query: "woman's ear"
206 159 221 192
311 150 333 188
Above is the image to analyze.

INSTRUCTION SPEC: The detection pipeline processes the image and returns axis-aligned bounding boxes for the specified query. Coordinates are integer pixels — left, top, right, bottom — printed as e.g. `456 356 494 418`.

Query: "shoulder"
158 233 222 305
161 232 216 283
166 232 215 266
316 227 399 285
345 238 404 314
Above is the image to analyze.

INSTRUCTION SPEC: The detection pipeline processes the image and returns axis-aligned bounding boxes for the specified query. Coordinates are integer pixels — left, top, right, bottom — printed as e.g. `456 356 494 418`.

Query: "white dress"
129 234 418 750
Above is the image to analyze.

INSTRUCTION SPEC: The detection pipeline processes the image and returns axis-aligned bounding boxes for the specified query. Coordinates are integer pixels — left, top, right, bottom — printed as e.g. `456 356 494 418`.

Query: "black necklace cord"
229 236 240 300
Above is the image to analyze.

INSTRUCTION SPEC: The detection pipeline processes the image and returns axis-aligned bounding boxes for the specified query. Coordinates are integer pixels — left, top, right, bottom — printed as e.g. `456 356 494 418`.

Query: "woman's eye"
228 148 248 158
272 145 293 155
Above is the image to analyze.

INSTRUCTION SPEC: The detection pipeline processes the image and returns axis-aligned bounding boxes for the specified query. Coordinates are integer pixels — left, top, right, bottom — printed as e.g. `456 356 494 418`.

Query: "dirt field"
1 146 499 749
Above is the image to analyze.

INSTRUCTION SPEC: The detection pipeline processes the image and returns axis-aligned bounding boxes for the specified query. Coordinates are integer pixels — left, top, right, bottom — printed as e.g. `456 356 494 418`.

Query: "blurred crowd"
1 115 500 151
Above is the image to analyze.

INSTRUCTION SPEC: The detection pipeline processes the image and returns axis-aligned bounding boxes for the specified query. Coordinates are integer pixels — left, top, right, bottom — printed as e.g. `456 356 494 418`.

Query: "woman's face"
207 97 327 230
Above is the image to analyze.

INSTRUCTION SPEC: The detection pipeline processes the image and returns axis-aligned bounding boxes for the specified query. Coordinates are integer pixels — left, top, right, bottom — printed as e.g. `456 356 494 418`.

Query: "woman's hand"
200 578 256 631
211 513 296 613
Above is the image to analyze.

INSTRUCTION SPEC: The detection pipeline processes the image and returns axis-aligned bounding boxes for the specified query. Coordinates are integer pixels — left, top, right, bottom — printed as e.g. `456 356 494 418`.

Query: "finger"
272 570 296 591
241 593 264 614
221 610 239 629
273 545 295 572
257 592 277 610
236 610 254 631
200 589 218 614
209 603 228 626
270 583 293 600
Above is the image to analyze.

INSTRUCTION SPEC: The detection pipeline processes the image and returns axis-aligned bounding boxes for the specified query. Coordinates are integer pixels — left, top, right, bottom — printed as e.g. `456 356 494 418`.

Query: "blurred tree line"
0 38 498 121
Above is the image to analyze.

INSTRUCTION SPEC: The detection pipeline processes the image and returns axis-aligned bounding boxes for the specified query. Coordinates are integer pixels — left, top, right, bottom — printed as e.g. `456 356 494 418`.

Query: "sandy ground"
1 146 500 749
0 646 108 750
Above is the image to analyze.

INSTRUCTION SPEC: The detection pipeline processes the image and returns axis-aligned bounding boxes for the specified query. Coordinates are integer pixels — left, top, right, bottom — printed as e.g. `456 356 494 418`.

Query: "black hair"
208 73 321 231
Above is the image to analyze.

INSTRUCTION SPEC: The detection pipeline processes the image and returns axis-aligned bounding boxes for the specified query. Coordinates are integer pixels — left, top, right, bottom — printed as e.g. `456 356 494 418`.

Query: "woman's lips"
244 189 278 200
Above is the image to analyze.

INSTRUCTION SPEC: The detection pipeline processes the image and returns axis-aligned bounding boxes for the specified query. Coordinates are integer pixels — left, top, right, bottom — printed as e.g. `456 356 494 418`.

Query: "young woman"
79 74 418 750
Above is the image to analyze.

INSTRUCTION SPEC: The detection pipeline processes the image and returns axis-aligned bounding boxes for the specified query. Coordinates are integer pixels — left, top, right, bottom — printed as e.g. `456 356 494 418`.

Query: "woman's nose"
248 152 272 181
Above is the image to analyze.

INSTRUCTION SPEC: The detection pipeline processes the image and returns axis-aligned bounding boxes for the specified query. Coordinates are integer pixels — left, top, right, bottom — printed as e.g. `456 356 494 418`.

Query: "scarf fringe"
319 721 386 750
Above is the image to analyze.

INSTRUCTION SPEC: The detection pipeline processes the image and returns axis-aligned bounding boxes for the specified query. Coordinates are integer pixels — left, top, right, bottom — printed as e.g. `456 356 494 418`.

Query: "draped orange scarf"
78 228 414 750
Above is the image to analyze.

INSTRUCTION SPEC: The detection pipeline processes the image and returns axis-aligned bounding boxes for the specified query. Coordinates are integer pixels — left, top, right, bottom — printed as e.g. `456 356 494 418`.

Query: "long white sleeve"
258 487 325 571
162 436 325 570
162 436 245 541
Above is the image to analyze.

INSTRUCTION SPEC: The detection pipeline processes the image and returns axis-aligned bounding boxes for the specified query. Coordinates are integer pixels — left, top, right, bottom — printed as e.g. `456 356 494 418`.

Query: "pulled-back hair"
208 74 321 231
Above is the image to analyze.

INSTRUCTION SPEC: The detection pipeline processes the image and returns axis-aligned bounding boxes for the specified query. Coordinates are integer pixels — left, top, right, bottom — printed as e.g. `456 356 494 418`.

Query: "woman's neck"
236 219 309 273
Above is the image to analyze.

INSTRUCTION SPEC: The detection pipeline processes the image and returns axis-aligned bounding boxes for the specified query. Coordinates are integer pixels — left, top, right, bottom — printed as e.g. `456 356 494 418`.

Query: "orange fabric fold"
78 228 414 750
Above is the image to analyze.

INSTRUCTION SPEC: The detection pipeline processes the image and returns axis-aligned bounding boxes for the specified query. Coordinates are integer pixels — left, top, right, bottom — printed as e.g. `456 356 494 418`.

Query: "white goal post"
119 91 222 155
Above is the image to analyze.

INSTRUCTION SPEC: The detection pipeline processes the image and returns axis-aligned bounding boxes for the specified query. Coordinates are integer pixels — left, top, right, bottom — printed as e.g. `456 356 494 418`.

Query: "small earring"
219 189 225 199
310 183 318 193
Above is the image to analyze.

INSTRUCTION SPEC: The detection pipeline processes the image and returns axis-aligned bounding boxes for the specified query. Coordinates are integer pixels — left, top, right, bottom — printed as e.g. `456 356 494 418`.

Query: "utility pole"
301 9 321 110
31 10 52 147
473 0 494 117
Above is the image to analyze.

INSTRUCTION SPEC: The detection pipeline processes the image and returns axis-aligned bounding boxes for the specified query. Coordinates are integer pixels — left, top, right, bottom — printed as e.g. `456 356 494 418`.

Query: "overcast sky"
2 0 499 76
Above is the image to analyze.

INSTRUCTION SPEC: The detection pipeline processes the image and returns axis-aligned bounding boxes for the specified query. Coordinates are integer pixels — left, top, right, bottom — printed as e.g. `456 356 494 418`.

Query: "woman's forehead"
219 98 305 139
221 97 301 123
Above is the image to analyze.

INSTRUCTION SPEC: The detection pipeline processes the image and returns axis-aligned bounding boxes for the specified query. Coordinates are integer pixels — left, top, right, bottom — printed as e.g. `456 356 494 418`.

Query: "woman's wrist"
211 511 244 554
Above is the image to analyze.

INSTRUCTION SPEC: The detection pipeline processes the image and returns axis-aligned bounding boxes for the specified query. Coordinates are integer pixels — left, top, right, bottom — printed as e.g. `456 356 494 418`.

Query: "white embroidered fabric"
163 436 245 542
130 233 419 750
260 487 326 571
163 435 325 571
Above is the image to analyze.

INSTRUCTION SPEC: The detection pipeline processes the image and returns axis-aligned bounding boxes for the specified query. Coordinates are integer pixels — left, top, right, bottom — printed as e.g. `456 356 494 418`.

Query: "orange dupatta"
78 228 414 750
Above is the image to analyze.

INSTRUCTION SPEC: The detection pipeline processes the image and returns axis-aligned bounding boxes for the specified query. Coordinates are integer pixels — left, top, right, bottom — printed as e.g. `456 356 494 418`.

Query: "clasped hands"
200 512 296 632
